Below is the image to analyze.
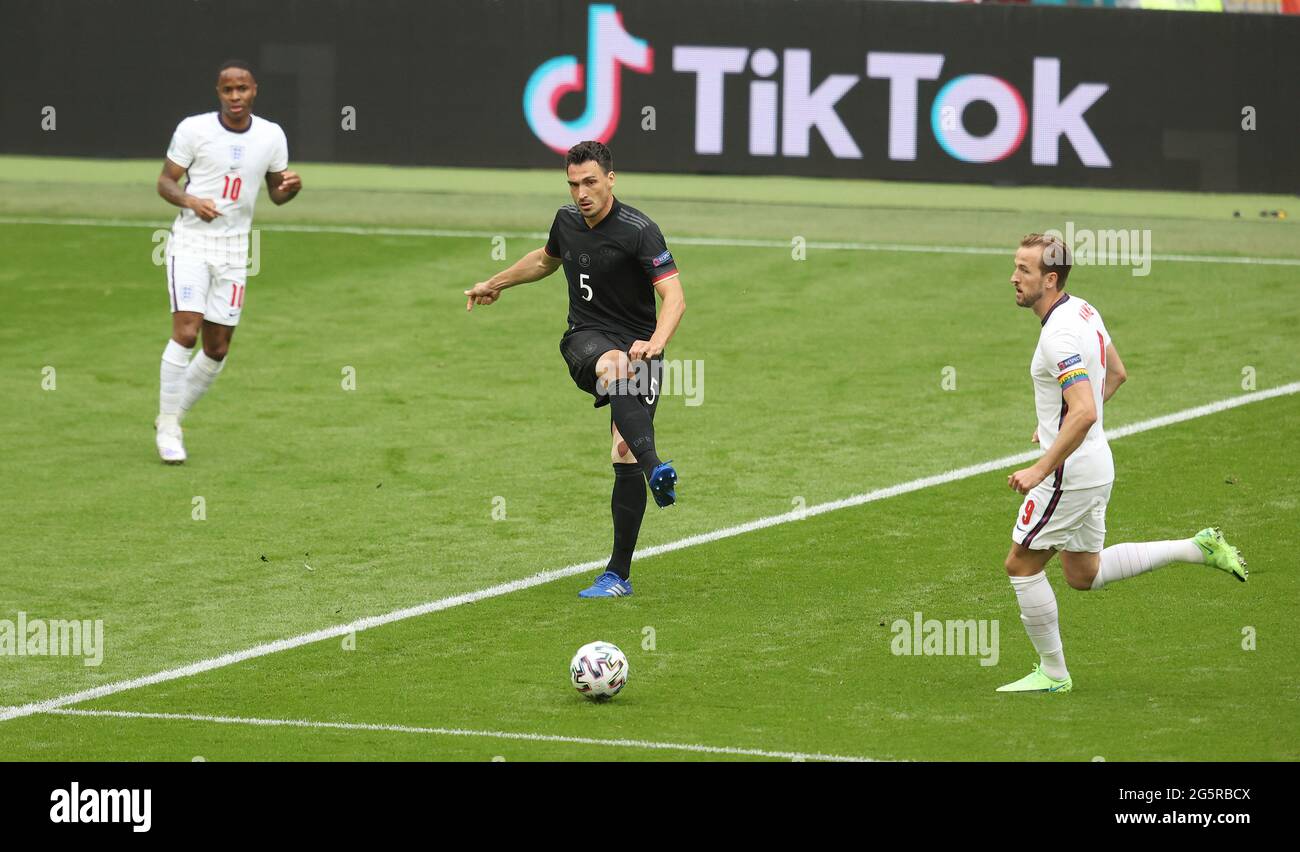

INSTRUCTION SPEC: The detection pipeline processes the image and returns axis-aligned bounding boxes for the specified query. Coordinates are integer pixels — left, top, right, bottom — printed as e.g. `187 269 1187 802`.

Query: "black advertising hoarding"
2 0 1296 192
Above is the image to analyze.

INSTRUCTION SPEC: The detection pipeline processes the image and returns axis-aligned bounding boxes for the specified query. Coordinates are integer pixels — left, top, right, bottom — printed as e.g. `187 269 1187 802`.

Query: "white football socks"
1090 539 1204 590
1010 572 1068 680
159 339 193 423
180 350 225 420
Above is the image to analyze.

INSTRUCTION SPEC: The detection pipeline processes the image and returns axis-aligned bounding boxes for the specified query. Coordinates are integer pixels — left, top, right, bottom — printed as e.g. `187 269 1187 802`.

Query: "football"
570 641 629 700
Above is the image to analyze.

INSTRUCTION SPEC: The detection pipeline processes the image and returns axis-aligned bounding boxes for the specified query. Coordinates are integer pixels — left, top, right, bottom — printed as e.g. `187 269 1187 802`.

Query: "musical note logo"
524 5 653 153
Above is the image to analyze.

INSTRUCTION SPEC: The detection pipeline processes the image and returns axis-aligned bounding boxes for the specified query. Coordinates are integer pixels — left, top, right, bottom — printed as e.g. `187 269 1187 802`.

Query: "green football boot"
1194 527 1248 582
996 663 1072 694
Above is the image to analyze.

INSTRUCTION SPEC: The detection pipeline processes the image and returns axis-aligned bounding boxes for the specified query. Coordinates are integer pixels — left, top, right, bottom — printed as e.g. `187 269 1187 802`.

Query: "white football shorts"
165 250 248 327
1012 480 1113 553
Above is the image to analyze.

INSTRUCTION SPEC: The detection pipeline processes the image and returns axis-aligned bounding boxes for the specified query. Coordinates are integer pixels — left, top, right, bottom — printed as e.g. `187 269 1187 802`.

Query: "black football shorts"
559 328 663 417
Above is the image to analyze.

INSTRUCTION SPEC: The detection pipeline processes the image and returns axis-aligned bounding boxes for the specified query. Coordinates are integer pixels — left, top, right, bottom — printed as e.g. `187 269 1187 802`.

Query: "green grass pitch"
0 157 1297 760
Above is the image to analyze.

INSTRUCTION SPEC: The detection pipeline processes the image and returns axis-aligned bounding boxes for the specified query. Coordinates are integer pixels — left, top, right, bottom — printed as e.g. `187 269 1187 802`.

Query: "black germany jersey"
544 197 679 341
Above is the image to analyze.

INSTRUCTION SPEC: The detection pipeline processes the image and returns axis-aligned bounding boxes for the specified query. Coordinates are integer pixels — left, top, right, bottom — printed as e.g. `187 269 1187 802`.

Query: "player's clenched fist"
1008 465 1047 495
464 281 500 311
627 339 663 361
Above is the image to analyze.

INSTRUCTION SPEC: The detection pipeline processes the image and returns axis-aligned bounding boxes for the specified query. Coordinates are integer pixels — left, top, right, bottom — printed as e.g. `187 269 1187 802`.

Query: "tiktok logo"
523 4 653 153
930 75 1027 163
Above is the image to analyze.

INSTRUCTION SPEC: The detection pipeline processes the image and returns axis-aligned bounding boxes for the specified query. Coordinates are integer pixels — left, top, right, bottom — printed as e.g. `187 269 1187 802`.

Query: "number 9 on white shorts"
1012 481 1113 553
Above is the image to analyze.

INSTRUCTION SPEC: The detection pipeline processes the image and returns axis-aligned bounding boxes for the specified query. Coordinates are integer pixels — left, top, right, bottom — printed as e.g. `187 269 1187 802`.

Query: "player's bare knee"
203 340 230 361
1004 552 1040 577
597 350 631 381
1060 554 1100 591
171 318 201 349
609 430 634 464
1064 568 1096 591
1064 573 1094 591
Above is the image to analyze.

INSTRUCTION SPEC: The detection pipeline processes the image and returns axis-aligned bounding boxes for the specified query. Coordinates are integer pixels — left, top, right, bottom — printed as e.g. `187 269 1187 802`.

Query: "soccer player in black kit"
464 141 686 598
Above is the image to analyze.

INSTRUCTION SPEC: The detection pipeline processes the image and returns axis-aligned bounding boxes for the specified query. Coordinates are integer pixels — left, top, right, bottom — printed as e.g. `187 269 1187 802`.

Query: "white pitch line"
3 215 1299 266
40 708 871 762
2 381 1295 725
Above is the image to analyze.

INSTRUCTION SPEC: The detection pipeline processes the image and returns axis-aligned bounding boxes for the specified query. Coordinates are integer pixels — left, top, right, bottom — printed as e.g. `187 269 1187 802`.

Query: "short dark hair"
1021 232 1072 290
217 59 255 80
565 140 613 174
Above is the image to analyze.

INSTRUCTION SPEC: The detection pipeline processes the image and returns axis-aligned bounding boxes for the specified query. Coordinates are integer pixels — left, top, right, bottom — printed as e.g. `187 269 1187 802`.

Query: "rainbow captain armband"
1058 368 1090 390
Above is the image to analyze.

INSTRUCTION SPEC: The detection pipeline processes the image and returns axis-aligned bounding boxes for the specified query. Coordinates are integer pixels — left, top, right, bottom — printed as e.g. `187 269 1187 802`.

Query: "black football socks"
608 463 647 580
607 380 662 479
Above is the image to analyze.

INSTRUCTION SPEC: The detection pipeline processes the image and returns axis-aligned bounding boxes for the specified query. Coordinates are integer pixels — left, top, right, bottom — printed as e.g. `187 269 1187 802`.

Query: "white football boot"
155 416 187 464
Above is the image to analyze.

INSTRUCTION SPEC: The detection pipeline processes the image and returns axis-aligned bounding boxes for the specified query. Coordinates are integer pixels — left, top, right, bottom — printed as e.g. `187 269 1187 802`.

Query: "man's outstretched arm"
465 248 562 311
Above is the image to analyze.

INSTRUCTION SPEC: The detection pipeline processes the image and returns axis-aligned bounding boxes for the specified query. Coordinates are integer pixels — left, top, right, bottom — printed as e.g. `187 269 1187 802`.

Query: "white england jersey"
1030 293 1114 491
165 112 288 262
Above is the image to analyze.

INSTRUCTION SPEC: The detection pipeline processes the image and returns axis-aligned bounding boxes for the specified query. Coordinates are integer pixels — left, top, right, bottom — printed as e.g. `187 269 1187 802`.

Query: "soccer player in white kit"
153 60 301 463
998 234 1247 694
